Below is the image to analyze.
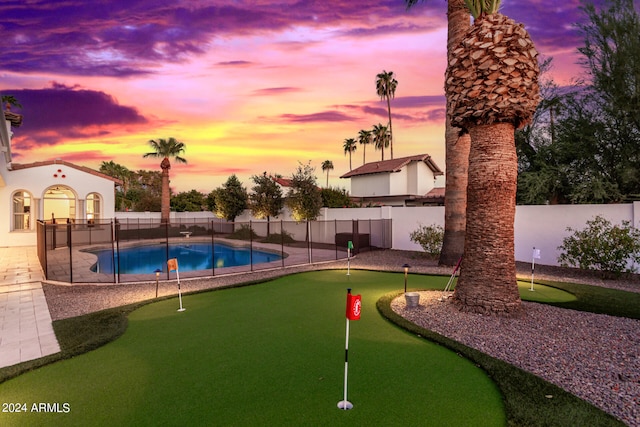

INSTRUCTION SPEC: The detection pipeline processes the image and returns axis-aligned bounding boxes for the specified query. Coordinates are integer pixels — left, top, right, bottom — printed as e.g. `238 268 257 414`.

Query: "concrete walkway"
0 247 60 369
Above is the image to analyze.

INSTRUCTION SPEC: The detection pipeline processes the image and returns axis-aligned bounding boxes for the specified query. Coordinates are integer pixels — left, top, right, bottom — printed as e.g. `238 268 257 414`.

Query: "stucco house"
340 154 445 206
1 100 120 247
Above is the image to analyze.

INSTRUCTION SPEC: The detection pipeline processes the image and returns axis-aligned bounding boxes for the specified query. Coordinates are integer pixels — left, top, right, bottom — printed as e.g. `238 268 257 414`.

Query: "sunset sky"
1 0 599 193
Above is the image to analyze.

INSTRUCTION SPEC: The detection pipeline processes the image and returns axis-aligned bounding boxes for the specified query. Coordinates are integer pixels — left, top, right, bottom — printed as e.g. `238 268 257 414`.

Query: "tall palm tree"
343 138 357 171
321 160 334 187
2 95 22 109
372 123 390 161
445 0 541 315
143 137 187 224
405 0 471 267
357 129 372 165
375 70 398 159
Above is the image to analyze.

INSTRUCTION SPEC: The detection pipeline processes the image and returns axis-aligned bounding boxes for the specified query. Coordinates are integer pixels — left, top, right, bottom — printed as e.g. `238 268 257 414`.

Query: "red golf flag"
167 258 178 272
346 293 361 321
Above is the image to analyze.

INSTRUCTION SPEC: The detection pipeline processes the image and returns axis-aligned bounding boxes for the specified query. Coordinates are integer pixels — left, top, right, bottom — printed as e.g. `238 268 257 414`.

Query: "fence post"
335 219 338 260
250 220 254 272
307 221 312 263
278 220 282 267
211 220 216 277
165 221 170 280
352 220 359 255
67 222 73 283
115 220 121 284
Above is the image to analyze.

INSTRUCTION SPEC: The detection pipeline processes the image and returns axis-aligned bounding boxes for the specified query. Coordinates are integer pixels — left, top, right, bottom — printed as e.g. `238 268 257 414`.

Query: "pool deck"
0 247 61 369
0 242 344 369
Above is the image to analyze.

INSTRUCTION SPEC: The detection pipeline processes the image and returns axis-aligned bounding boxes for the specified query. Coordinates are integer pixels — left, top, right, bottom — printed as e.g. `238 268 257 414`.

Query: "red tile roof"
424 187 445 199
271 176 293 187
340 154 443 179
10 159 123 185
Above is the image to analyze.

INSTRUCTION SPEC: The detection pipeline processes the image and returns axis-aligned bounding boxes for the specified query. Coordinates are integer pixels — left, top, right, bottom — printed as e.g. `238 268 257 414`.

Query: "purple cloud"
278 111 357 123
216 61 255 67
5 82 148 150
253 87 304 96
0 0 432 77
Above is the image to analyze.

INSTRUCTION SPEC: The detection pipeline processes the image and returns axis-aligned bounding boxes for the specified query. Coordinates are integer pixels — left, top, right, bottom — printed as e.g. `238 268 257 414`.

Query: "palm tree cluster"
376 70 398 159
342 123 390 168
340 70 397 169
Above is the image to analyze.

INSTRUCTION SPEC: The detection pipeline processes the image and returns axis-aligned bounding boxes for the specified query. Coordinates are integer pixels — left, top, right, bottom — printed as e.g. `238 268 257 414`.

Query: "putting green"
517 281 577 303
0 271 505 426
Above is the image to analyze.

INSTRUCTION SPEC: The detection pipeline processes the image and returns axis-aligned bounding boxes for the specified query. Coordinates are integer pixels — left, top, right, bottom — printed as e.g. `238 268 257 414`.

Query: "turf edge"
376 291 625 427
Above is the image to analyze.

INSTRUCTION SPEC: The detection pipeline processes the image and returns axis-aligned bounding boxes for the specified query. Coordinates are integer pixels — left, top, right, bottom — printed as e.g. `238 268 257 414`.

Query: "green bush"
557 215 640 278
228 225 259 241
262 231 296 244
409 224 444 259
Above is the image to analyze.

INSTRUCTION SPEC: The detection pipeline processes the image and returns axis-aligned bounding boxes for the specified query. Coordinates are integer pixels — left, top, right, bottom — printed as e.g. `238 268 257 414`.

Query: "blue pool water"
90 242 282 274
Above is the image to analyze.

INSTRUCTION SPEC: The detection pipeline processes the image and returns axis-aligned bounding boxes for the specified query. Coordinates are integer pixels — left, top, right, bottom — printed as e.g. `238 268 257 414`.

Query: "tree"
250 172 284 234
286 162 323 222
214 175 248 221
205 189 217 212
2 95 22 109
516 0 640 204
376 70 398 159
143 137 187 223
130 169 162 212
321 187 352 208
171 190 206 212
321 160 334 187
100 161 133 211
372 123 390 161
357 129 372 165
406 0 471 267
343 138 357 171
445 0 541 315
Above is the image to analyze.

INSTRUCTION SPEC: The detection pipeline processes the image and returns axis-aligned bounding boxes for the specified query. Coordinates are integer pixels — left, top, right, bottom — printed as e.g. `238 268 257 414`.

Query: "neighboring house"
1 100 121 246
340 154 445 206
270 176 294 193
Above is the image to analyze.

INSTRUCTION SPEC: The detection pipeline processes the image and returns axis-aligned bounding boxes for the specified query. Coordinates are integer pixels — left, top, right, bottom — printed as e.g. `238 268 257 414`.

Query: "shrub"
262 231 296 244
228 225 259 241
409 224 444 259
557 215 640 278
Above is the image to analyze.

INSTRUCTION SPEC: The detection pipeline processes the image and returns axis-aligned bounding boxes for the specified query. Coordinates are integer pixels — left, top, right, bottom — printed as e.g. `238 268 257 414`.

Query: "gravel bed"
392 292 639 427
42 249 640 425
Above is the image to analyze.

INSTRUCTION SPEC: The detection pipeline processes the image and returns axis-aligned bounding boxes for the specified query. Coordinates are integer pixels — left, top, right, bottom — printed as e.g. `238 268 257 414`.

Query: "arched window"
86 193 101 223
12 191 32 231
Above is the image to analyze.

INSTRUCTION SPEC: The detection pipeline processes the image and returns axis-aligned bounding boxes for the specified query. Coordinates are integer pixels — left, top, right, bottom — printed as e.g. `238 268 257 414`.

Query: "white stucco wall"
350 173 390 197
0 163 117 246
116 203 640 268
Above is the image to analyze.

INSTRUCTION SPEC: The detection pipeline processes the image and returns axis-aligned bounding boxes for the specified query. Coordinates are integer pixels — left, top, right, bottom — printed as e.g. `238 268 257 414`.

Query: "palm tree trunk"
439 126 470 265
161 168 170 224
439 0 471 267
387 98 393 160
453 123 522 316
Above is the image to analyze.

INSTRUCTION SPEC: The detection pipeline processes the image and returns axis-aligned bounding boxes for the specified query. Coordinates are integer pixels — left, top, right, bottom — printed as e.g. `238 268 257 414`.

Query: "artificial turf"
0 271 506 426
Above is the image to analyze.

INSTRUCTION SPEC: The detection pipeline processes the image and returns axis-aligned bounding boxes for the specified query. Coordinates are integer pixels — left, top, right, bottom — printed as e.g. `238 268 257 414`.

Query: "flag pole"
530 247 540 292
346 241 353 276
338 288 353 410
177 267 185 311
168 258 186 312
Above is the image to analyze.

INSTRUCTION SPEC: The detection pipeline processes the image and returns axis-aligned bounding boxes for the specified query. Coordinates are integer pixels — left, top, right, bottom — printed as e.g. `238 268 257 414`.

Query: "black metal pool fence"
36 218 392 283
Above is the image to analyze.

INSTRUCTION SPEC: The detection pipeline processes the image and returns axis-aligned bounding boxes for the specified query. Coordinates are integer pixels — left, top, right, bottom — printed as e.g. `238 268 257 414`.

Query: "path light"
154 268 162 298
402 263 410 293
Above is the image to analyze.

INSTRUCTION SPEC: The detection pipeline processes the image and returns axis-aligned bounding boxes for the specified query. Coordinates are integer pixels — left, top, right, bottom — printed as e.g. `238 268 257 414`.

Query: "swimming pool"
89 242 283 274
